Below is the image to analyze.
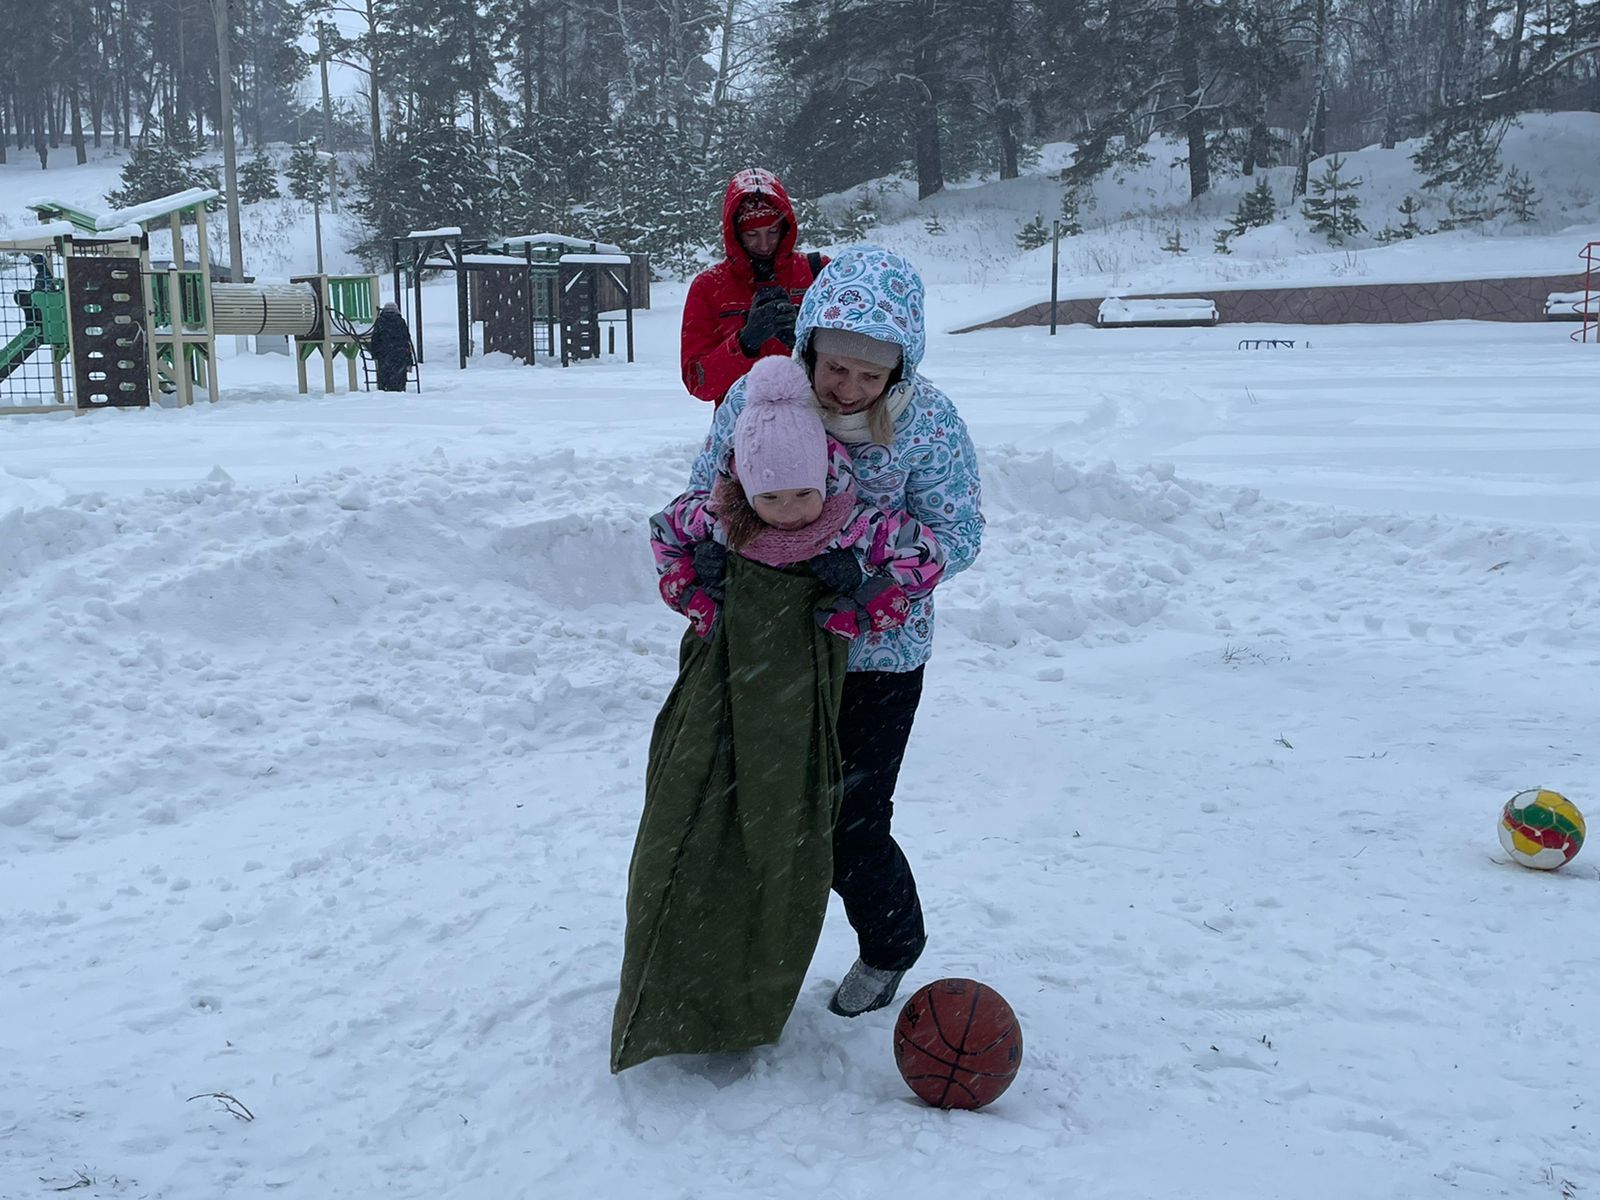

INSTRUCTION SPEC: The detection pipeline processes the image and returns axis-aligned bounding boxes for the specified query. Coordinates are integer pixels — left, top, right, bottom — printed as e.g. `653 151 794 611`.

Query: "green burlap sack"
611 556 847 1072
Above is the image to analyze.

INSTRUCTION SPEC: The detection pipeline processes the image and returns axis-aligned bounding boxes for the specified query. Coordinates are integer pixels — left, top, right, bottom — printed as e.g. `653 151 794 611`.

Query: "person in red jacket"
681 168 828 405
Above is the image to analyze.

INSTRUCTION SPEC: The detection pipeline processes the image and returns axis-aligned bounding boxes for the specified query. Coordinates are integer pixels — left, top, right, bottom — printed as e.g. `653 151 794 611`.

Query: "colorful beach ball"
1498 789 1585 870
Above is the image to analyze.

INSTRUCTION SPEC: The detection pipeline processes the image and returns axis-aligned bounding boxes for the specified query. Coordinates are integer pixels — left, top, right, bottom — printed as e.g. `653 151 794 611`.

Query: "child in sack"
611 356 946 1071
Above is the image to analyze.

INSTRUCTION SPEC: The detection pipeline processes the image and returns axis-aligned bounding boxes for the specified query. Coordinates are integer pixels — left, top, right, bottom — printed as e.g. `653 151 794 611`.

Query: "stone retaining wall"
955 273 1592 332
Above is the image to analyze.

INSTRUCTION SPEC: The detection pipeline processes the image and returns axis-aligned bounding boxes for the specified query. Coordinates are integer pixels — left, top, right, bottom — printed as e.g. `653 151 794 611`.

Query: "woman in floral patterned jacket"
682 245 985 1020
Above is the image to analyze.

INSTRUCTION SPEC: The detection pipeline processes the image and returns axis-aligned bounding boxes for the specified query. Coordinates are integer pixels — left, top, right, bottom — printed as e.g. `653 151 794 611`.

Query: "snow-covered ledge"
1098 297 1219 326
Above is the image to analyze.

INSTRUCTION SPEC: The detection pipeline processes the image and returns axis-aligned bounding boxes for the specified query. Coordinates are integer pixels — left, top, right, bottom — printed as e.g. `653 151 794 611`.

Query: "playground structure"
1 189 378 415
1569 241 1599 344
393 229 647 371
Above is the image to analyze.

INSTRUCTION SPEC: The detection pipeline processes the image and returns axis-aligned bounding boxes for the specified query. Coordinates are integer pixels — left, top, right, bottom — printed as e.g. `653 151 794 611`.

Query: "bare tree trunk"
1378 0 1399 147
1293 0 1328 198
703 0 739 150
469 17 483 138
1176 0 1210 198
1507 0 1530 82
366 0 381 169
212 0 245 280
521 12 537 128
910 54 944 200
71 86 87 163
1243 93 1267 174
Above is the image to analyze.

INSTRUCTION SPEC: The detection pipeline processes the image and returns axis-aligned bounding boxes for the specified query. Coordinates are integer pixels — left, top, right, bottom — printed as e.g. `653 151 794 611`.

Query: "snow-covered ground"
4 120 1600 1199
4 285 1599 1199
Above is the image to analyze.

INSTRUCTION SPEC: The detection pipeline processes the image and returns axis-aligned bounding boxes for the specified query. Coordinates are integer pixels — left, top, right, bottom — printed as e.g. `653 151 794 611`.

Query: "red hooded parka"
680 169 828 405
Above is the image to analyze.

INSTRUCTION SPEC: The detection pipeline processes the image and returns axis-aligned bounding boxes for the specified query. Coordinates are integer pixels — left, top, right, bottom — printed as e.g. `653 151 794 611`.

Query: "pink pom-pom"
743 355 813 407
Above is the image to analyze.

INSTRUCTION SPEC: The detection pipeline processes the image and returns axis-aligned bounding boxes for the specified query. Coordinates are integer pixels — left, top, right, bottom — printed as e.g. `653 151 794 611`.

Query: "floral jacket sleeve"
648 491 721 639
817 505 946 641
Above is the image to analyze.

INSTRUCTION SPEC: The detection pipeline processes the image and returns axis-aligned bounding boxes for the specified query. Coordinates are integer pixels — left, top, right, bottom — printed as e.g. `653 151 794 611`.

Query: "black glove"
808 547 864 597
738 288 797 356
692 539 729 603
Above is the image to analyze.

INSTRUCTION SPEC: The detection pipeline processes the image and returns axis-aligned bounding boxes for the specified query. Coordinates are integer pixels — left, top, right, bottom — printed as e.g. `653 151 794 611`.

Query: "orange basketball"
893 978 1023 1109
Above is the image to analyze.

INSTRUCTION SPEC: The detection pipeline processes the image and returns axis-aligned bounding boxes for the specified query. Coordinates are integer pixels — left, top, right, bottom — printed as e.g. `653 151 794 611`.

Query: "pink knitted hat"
732 357 827 495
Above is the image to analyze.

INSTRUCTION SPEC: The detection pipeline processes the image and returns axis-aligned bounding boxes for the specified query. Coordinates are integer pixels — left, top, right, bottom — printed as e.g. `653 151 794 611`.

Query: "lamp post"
311 147 335 274
316 21 340 214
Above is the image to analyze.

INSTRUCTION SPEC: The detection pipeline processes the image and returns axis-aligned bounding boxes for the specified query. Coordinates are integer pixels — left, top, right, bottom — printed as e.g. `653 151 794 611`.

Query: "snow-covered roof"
29 189 217 233
100 189 219 229
0 220 82 250
24 199 104 232
407 227 462 239
558 253 632 266
458 253 559 267
497 233 624 255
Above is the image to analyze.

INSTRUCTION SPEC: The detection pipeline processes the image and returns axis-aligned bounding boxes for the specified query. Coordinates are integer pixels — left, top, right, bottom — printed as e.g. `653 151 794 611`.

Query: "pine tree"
924 213 947 237
1412 118 1506 194
238 147 280 203
1213 226 1233 254
1439 188 1498 230
1057 186 1084 236
840 190 879 243
105 140 222 213
1499 167 1539 223
1223 176 1277 242
286 141 329 206
352 124 500 264
1378 194 1428 242
586 119 718 276
1162 225 1188 254
1397 194 1424 237
1301 155 1365 244
1238 177 1276 229
1016 214 1050 251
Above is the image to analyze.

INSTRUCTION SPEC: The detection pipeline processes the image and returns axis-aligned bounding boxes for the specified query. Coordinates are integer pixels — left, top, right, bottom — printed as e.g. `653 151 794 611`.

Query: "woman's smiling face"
813 353 892 415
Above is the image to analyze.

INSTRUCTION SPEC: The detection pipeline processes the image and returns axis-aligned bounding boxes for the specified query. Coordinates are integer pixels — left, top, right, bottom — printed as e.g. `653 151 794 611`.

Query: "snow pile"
0 448 685 845
943 449 1597 655
6 444 1595 851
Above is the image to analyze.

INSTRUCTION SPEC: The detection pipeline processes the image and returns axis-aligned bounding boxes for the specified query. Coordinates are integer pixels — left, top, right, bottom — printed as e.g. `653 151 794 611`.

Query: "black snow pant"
375 359 410 392
833 665 926 972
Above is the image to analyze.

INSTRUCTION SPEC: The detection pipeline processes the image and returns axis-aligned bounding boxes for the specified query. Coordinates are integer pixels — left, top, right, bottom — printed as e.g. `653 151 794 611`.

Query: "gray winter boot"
827 958 908 1018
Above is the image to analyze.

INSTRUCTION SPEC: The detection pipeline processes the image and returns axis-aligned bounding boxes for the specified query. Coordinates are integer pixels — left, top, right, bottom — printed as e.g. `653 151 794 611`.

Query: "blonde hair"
867 400 895 445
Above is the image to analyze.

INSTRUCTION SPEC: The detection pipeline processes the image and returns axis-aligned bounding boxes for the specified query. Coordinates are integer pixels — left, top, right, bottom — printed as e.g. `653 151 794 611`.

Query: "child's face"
751 487 823 530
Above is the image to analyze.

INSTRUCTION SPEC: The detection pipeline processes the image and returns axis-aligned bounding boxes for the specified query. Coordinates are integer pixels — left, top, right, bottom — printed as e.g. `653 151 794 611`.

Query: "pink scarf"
711 474 862 567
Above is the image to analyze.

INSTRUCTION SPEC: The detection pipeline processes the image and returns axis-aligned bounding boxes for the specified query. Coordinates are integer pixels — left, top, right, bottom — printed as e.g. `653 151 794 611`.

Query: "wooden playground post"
455 238 469 370
191 199 220 405
140 238 162 408
54 250 72 408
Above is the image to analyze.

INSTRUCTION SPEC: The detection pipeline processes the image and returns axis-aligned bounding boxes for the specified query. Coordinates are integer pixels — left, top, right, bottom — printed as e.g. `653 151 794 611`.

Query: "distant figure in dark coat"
370 302 415 392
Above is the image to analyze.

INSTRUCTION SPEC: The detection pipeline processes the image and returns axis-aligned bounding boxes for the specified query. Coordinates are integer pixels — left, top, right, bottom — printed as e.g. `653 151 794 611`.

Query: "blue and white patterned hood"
794 244 927 377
